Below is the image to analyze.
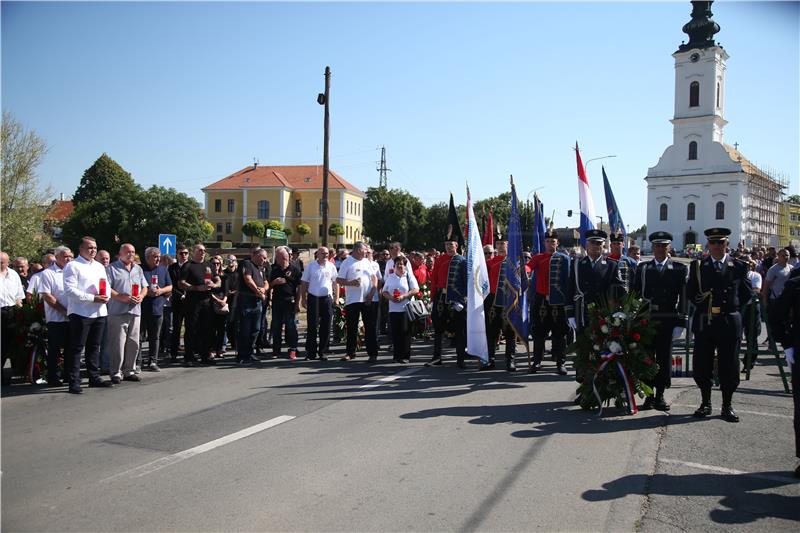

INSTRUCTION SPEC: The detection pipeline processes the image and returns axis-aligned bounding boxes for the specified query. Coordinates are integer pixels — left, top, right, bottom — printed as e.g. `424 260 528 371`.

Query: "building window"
225 222 232 234
258 200 269 219
217 235 223 241
716 82 721 108
319 224 324 237
214 199 221 212
715 201 725 220
295 199 302 216
659 203 668 221
687 202 696 220
689 81 699 107
688 141 698 160
319 199 325 215
227 199 235 213
216 223 223 233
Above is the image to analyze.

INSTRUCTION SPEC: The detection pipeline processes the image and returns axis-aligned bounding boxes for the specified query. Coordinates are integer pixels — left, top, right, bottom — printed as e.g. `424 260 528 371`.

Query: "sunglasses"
708 239 726 245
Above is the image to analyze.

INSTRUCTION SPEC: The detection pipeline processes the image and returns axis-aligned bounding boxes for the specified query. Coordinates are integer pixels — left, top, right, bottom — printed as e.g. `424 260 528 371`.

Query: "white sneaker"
134 365 142 375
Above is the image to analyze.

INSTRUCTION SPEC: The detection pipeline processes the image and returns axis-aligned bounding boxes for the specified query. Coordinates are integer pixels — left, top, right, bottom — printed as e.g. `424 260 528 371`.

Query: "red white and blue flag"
575 142 597 248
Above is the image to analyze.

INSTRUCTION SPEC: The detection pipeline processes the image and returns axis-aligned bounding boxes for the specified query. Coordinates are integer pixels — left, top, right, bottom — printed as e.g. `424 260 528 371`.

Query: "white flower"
612 317 621 327
600 325 609 334
30 322 42 332
593 344 601 351
612 311 627 320
629 343 638 349
608 341 623 354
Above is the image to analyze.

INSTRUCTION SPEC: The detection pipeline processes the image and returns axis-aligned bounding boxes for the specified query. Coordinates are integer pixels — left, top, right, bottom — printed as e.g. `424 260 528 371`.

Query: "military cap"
609 231 625 243
704 227 731 240
648 231 673 244
584 229 607 242
544 228 558 239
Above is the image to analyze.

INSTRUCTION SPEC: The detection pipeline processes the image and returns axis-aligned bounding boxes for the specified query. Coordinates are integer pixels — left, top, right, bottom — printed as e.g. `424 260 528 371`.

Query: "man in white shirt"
63 236 114 394
300 246 339 361
1 251 25 379
38 246 74 386
25 253 56 301
335 242 378 361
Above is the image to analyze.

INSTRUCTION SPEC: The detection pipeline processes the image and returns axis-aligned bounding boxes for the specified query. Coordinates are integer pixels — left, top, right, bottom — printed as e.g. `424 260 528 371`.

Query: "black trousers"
345 302 378 357
390 311 411 361
67 314 106 387
484 294 514 362
170 300 186 358
792 356 799 458
184 297 213 361
46 321 70 382
432 296 466 362
306 295 333 357
141 313 163 365
1 306 15 367
212 312 227 353
693 313 742 403
532 294 567 365
271 299 299 355
645 319 674 394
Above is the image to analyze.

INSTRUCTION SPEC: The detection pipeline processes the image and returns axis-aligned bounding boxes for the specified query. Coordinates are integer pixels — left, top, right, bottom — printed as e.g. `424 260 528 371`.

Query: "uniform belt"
711 306 722 314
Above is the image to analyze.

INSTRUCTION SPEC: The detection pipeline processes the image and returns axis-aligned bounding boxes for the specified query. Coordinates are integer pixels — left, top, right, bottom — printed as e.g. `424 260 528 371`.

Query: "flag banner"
502 178 530 350
602 166 626 250
466 186 490 363
533 193 547 254
447 193 465 250
482 209 494 247
575 142 596 248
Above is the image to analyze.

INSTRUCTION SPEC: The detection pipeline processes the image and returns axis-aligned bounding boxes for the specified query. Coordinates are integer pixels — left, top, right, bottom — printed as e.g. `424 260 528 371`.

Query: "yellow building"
203 164 365 246
778 200 800 248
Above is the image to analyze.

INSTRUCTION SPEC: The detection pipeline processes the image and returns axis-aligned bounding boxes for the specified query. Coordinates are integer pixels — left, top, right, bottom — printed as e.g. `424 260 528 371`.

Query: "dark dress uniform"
770 275 800 462
634 236 688 408
528 248 570 372
484 253 516 371
687 229 751 420
566 235 623 332
429 253 467 367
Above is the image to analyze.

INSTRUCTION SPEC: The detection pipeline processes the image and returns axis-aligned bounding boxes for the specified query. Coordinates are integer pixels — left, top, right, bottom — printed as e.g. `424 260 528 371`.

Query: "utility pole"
318 66 331 246
377 145 391 188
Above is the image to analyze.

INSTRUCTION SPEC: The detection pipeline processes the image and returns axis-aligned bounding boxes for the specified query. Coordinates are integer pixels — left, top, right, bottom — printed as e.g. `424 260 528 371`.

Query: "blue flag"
502 178 529 349
602 166 626 249
533 193 547 254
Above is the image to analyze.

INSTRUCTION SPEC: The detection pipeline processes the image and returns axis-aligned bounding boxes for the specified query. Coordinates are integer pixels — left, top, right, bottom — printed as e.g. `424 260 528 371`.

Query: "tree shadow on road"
583 471 800 524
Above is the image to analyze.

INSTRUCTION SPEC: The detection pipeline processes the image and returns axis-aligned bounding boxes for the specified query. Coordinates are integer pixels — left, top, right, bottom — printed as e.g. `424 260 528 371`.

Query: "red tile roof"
46 200 74 221
203 165 363 195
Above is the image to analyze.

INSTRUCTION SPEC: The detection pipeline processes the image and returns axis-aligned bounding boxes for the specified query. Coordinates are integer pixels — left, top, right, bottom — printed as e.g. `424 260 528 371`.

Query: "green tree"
1 112 53 259
328 222 345 237
265 220 283 231
201 221 214 240
135 186 209 250
242 220 265 243
296 223 311 242
61 182 145 252
363 186 427 249
72 153 136 207
787 194 800 205
283 226 293 238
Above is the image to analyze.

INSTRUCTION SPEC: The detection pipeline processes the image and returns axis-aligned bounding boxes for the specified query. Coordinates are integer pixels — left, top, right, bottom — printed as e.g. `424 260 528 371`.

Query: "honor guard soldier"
608 231 637 293
634 232 688 411
483 240 517 371
566 229 623 333
427 239 468 368
687 228 752 422
527 227 571 374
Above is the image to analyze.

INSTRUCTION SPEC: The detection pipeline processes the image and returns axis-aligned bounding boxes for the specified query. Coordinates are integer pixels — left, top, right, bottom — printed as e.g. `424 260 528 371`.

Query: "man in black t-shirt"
179 243 219 365
269 246 302 359
168 244 189 363
236 248 268 364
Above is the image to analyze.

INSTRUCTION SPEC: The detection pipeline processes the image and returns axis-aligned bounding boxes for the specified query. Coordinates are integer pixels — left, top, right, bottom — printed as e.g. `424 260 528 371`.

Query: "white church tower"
646 0 784 251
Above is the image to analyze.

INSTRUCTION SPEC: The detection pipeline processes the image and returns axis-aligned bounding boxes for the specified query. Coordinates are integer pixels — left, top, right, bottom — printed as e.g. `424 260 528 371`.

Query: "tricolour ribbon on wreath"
592 351 638 416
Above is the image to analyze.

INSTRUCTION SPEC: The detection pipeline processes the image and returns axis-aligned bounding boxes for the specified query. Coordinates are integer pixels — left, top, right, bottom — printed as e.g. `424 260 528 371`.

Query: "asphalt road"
2 337 798 532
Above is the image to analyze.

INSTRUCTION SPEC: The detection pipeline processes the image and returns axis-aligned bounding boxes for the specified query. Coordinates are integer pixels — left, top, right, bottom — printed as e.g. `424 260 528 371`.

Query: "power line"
377 145 391 188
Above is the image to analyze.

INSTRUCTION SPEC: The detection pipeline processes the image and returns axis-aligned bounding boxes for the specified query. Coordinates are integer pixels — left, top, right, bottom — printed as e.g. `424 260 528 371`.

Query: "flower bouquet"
573 292 658 414
9 294 50 384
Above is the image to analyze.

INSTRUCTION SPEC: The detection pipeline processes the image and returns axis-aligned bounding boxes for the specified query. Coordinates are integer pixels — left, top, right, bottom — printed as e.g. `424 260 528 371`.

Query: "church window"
687 202 696 220
257 200 269 219
715 201 725 220
689 81 700 107
660 203 668 221
688 141 698 160
716 82 721 108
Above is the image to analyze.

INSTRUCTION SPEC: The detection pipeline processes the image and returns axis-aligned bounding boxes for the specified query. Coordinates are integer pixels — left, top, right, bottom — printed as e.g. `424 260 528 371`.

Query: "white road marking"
660 458 798 483
671 404 793 420
359 367 422 389
103 415 295 481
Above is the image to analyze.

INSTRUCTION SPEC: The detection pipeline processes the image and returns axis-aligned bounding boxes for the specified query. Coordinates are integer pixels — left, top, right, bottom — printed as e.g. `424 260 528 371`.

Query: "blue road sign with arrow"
159 234 177 257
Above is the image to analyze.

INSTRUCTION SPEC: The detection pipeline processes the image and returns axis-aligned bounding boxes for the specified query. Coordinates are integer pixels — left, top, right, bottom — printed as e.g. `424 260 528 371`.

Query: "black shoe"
367 356 378 363
399 359 409 364
456 360 466 369
693 403 712 418
556 364 568 376
653 397 671 411
425 357 442 367
506 359 517 372
795 465 800 479
123 374 141 382
89 379 113 388
183 359 197 367
641 397 655 410
202 357 217 366
479 361 495 371
528 363 541 374
46 379 63 387
68 386 83 394
111 376 122 385
721 405 740 423
305 353 318 361
319 355 328 362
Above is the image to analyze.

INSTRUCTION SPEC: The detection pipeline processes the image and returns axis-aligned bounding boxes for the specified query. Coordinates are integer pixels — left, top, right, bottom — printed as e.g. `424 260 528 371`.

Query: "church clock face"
690 53 700 62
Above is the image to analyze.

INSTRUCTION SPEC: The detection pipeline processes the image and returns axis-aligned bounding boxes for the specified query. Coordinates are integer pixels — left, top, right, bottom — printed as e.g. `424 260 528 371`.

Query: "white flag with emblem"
466 185 490 363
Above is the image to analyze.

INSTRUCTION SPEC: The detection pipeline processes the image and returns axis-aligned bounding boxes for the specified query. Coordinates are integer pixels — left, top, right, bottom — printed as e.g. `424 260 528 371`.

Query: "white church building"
645 0 785 251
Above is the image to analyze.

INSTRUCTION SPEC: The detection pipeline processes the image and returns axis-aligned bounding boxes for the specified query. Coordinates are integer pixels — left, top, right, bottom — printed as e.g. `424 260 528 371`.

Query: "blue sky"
3 1 798 230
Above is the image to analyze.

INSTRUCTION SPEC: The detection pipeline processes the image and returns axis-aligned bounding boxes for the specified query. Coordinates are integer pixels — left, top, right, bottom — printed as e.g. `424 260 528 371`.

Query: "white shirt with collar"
38 264 69 323
301 260 339 298
337 256 372 305
0 268 24 307
63 255 108 318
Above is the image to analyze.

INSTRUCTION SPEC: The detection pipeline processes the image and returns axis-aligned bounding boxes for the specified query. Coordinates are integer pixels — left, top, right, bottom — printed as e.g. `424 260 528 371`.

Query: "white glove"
567 317 577 330
672 327 684 340
786 347 795 366
452 302 464 312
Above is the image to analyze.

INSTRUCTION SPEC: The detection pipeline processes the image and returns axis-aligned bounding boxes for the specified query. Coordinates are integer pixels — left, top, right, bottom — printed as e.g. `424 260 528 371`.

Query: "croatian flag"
466 185 490 363
575 142 596 248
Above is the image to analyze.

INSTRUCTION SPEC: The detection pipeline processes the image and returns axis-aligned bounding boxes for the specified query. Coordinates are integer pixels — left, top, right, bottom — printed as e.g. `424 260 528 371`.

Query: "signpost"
265 229 286 240
159 234 177 256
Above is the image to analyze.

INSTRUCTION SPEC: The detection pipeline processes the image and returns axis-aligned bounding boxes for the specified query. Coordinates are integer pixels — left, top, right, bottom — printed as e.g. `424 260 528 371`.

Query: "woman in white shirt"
381 256 419 364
